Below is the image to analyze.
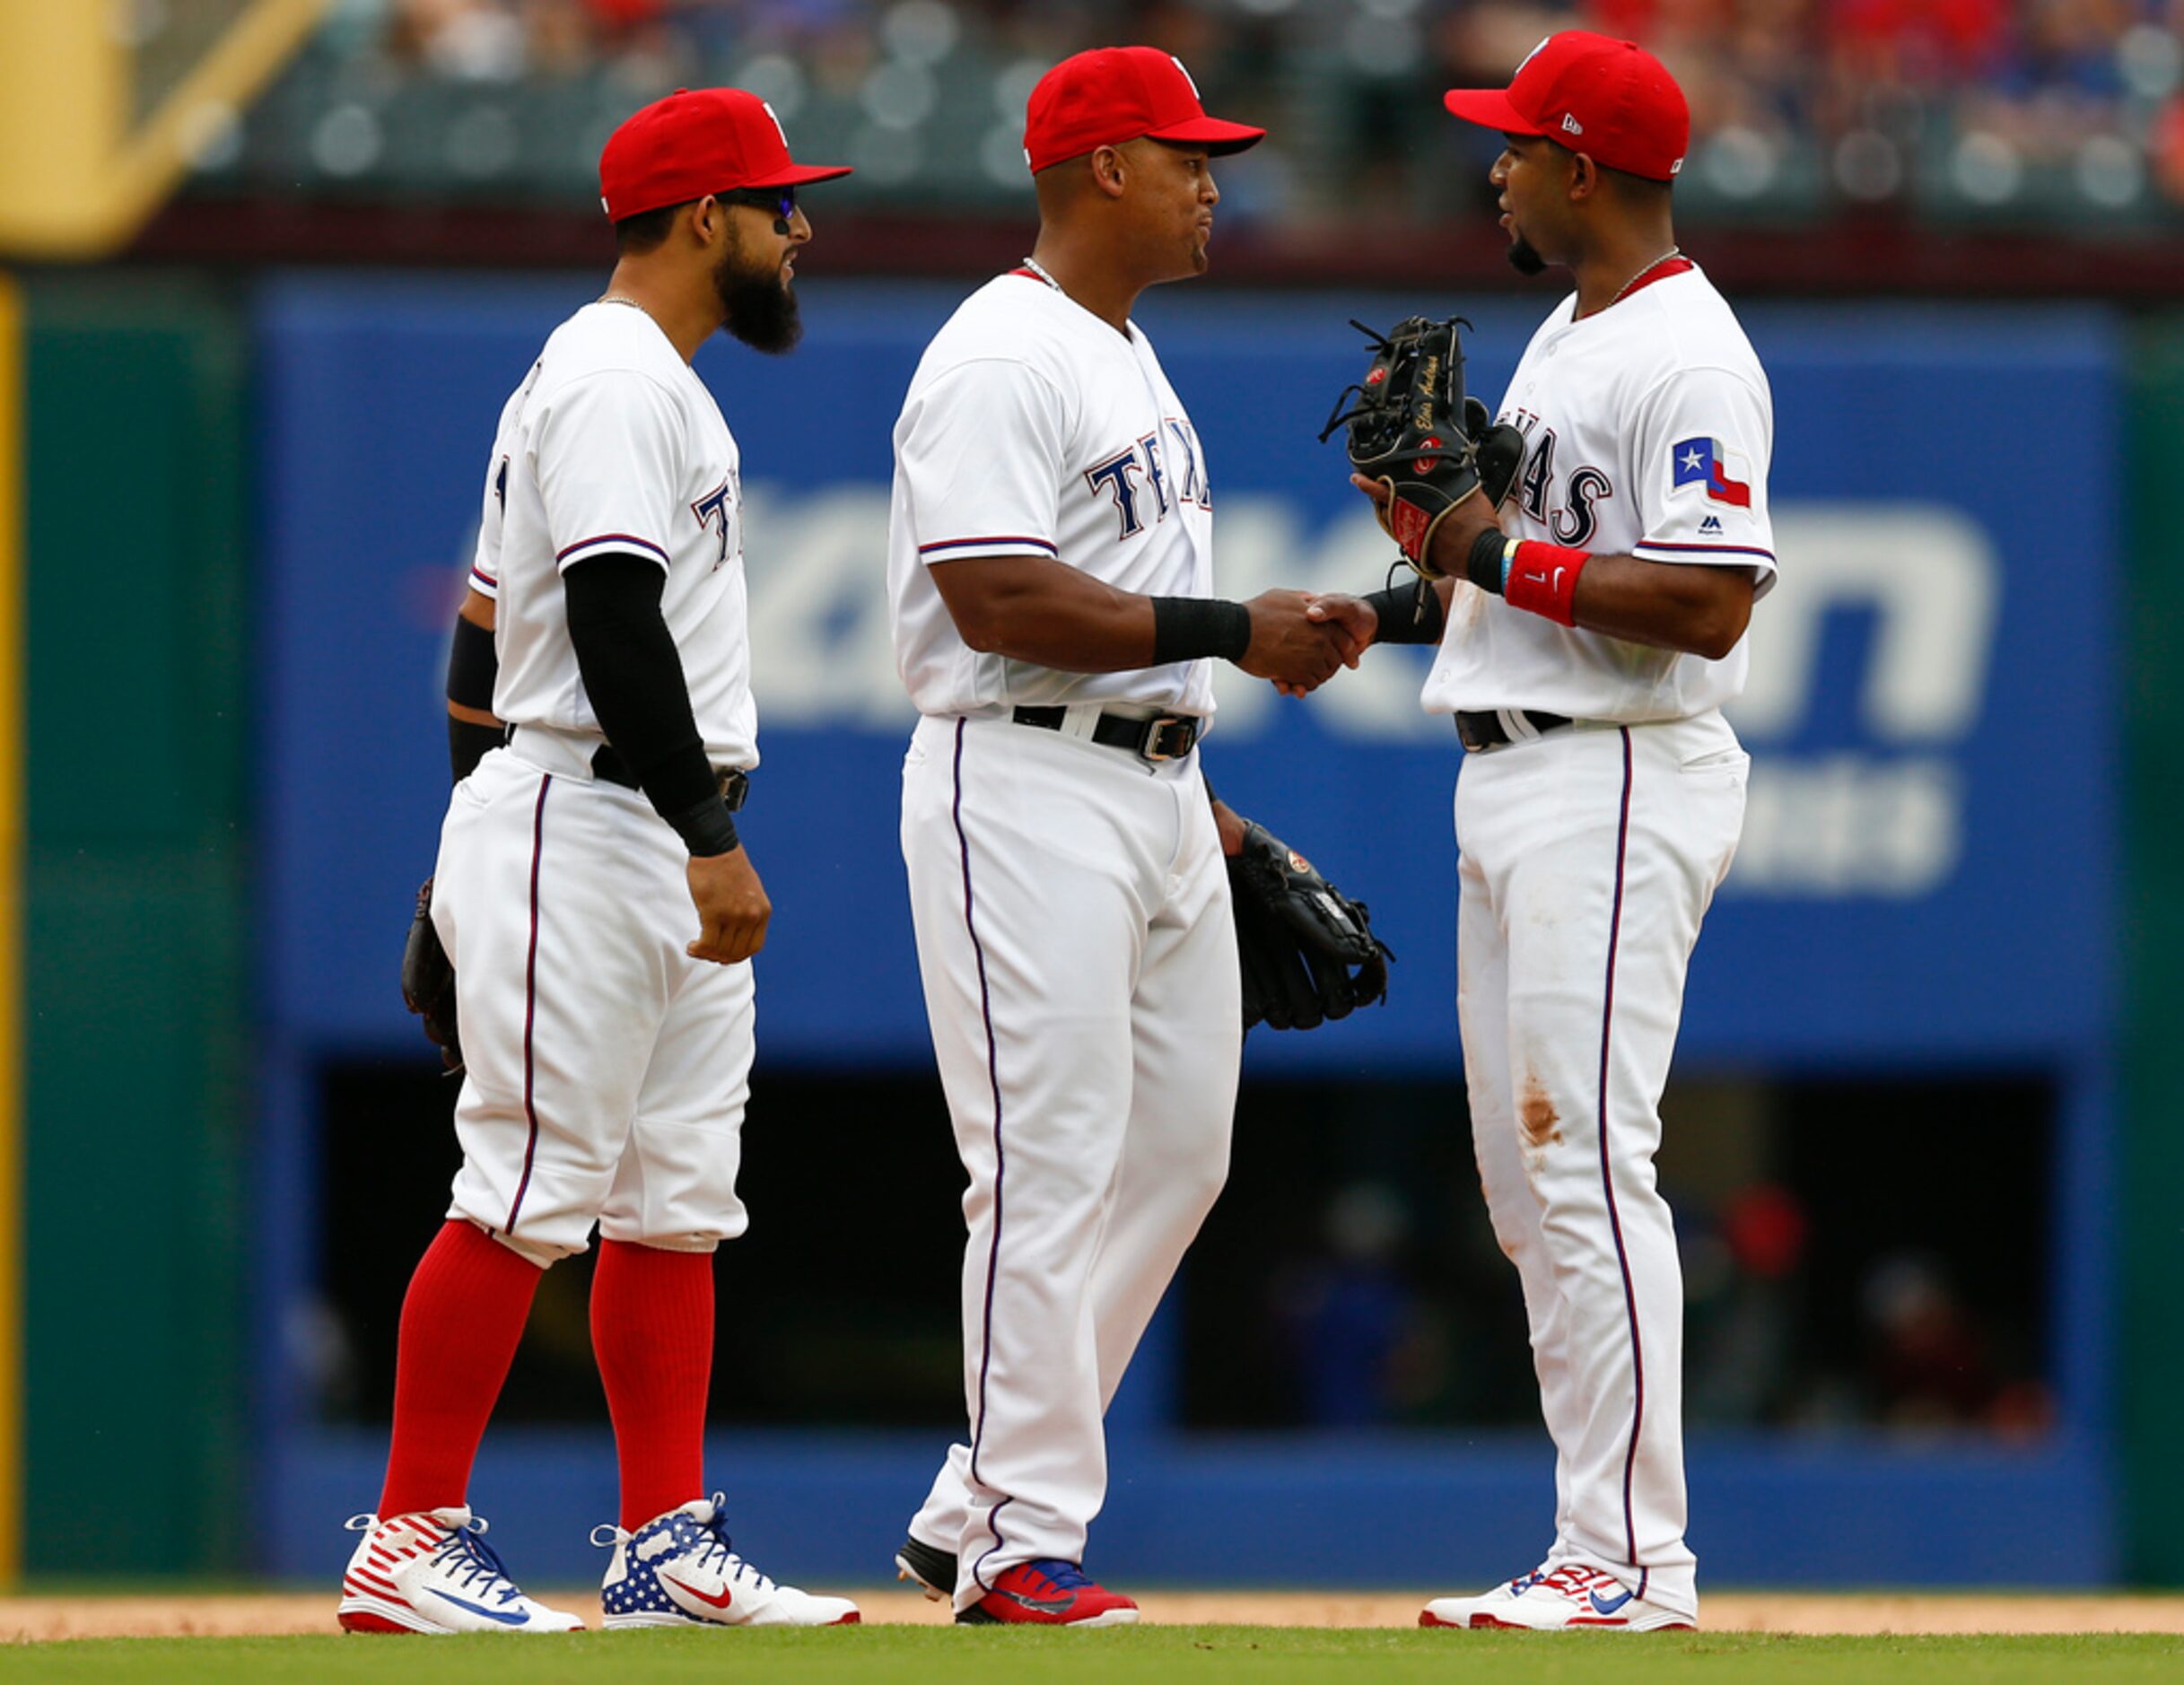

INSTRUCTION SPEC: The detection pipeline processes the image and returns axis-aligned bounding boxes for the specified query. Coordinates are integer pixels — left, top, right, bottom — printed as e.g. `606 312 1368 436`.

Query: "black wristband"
449 716 502 785
1150 596 1252 665
667 794 740 858
1465 528 1512 595
1359 581 1446 645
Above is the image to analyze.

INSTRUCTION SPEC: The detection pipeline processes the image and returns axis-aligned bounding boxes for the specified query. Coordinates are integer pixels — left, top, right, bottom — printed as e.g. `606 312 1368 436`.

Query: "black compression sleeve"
562 553 739 855
447 613 498 711
1360 579 1446 645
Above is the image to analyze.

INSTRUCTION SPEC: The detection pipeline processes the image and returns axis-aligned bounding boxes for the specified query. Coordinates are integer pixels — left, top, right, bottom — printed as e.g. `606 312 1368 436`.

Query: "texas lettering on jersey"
690 470 740 570
1506 406 1614 547
1083 417 1211 540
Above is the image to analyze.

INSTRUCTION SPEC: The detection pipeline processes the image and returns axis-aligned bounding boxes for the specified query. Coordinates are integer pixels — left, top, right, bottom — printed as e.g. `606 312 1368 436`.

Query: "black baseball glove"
1228 821 1393 1032
1320 315 1526 578
401 876 463 1074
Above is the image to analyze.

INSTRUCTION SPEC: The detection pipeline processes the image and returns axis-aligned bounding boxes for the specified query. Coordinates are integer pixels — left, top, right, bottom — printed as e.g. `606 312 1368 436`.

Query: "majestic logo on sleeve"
1083 419 1211 540
1673 436 1752 508
691 476 738 569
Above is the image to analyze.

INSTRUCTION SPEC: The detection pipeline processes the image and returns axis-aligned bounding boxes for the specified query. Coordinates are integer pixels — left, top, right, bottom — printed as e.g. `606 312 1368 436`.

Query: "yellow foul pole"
0 0 328 258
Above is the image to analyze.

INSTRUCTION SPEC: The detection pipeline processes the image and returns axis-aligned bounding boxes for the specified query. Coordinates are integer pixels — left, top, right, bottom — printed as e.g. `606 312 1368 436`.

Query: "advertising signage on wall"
260 279 2117 1072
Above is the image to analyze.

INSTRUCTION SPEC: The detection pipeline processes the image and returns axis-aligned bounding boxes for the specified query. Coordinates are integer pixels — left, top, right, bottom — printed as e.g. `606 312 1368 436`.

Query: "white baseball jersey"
470 301 758 770
1421 263 1774 722
888 272 1218 720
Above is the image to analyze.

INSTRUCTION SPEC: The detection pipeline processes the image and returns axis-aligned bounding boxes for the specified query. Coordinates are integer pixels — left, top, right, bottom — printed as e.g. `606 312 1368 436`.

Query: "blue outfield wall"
255 274 2120 1585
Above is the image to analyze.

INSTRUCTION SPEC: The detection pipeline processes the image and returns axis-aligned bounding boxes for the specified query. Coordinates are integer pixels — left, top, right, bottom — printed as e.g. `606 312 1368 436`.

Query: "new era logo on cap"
1443 31 1689 183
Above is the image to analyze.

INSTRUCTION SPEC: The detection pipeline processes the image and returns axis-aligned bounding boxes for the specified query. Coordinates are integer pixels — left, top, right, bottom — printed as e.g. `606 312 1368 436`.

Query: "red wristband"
1503 541 1589 627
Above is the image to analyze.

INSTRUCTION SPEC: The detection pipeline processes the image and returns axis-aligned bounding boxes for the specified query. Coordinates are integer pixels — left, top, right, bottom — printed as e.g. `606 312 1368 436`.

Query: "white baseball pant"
434 743 756 1266
898 711 1240 1610
1455 708 1747 1622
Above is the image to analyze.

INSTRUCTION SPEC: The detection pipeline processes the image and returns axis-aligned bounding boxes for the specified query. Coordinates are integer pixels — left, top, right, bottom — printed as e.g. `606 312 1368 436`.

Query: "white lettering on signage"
735 490 2001 899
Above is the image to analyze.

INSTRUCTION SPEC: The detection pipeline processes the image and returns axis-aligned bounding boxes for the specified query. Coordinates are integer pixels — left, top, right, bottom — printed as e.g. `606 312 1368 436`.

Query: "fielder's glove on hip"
1228 820 1393 1032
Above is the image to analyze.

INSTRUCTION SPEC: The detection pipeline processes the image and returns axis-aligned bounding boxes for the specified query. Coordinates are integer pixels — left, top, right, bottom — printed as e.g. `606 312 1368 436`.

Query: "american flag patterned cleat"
336 1508 585 1634
1420 1563 1696 1631
593 1495 860 1628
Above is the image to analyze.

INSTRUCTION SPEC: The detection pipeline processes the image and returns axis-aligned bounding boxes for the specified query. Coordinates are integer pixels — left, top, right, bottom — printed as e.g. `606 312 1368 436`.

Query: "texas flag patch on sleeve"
1672 436 1752 508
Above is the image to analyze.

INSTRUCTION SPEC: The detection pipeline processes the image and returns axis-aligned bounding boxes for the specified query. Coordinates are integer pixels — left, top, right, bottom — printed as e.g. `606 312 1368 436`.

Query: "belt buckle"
717 768 749 811
1138 716 1193 762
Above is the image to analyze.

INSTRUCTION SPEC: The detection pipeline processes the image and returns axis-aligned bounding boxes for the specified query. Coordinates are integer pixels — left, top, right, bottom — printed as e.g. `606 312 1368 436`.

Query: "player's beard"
1506 230 1548 276
714 231 802 354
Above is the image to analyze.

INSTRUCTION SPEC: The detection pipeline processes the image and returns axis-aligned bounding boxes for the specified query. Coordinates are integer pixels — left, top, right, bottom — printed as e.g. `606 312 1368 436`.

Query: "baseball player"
883 48 1347 1626
1312 32 1773 1632
339 89 862 1635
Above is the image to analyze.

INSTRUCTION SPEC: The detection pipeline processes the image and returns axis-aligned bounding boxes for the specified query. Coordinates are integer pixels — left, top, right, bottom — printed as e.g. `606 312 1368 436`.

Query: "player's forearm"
1566 554 1753 659
1458 531 1753 659
446 605 503 782
562 553 740 856
933 554 1163 672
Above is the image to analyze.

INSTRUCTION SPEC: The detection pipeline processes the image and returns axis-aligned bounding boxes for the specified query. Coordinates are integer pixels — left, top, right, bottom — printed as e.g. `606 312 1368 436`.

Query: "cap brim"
1144 115 1265 156
1442 89 1542 135
742 162 855 188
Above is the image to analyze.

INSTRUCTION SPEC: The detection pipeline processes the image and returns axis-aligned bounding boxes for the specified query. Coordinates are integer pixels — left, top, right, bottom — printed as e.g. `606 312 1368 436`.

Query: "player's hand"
686 845 771 965
1305 593 1377 668
1237 589 1346 694
1209 796 1248 858
1350 472 1502 581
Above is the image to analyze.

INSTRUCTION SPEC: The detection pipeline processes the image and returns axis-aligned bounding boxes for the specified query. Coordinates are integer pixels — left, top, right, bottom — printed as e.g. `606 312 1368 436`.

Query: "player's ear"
1567 152 1599 203
688 194 723 249
1089 144 1129 200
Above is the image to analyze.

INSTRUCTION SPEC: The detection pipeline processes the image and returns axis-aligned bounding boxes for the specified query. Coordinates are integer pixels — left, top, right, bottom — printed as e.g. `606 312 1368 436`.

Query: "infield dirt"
4 1591 2184 1642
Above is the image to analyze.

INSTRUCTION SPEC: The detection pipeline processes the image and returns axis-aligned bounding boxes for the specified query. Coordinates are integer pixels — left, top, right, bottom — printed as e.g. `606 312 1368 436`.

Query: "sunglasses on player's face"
721 186 796 223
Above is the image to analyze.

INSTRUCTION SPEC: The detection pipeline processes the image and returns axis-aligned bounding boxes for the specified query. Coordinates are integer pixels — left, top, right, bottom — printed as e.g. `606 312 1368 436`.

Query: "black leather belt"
1455 709 1574 753
1011 704 1201 763
591 743 749 810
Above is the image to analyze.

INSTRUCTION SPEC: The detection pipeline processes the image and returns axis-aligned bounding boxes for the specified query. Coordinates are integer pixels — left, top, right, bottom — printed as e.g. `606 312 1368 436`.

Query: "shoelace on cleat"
692 1496 778 1593
431 1517 524 1605
1535 1564 1625 1601
1018 1558 1094 1595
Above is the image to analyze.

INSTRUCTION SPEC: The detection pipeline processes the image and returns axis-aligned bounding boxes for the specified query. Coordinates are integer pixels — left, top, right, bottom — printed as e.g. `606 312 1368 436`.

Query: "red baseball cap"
1443 31 1689 183
1023 47 1264 174
599 87 852 221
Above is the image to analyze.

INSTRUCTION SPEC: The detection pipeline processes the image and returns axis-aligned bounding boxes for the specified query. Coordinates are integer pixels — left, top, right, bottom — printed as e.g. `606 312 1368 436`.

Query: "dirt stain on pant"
1519 1074 1561 1149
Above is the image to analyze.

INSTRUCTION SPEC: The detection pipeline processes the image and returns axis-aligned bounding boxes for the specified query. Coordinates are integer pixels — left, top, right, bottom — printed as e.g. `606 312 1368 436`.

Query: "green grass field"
4 1628 2182 1683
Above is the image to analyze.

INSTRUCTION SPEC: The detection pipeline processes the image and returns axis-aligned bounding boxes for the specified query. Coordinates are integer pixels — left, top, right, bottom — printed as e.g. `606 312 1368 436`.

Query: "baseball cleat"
593 1494 860 1628
336 1508 584 1635
1420 1563 1694 1631
957 1558 1139 1627
894 1534 957 1602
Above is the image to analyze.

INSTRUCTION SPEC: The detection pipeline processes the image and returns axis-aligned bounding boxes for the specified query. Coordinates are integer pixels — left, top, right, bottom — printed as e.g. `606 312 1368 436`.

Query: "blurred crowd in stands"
176 0 2184 225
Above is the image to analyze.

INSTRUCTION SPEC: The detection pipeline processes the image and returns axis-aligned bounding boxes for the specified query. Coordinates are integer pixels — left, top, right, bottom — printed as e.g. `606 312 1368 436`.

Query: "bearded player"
339 90 861 1635
1313 32 1775 1632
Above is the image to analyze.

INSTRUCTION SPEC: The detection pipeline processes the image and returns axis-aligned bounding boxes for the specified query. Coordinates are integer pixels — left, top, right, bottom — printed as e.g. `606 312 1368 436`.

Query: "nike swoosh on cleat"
998 1589 1075 1614
662 1574 735 1611
1588 1588 1635 1615
426 1589 532 1626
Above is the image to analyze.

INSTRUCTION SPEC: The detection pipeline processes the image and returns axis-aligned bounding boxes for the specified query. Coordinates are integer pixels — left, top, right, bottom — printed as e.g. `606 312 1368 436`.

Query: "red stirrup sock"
377 1219 544 1519
591 1239 716 1532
